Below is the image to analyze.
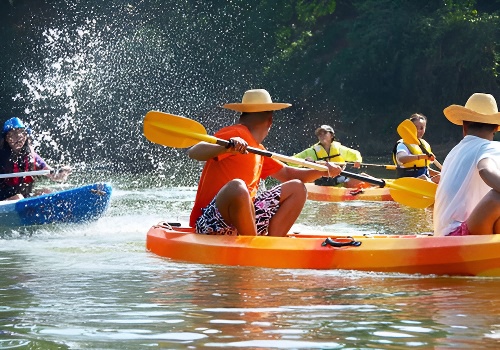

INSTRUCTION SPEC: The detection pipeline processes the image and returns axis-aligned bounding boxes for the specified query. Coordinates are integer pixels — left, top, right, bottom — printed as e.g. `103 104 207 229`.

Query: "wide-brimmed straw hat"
223 89 291 113
444 93 500 131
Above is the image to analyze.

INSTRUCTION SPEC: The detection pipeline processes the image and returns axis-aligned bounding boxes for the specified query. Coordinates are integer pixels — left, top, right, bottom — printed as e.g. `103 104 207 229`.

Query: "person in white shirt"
393 113 440 183
434 93 500 236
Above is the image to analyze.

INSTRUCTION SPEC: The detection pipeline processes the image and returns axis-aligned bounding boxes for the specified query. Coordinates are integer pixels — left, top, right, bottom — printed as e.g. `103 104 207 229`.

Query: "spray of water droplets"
6 1 328 187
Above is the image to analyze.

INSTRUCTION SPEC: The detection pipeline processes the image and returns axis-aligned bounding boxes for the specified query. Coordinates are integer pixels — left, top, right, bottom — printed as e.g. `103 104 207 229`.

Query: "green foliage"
266 0 500 156
267 1 337 62
1 0 500 166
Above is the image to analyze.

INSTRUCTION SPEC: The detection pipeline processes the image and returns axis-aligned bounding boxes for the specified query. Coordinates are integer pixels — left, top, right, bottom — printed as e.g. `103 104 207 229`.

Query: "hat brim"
223 103 291 113
3 126 31 135
444 105 500 131
315 128 334 135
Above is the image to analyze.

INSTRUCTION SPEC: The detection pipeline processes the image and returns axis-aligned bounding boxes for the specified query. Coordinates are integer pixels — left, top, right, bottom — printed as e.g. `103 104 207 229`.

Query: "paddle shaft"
0 170 51 179
216 137 438 199
215 138 387 187
411 137 443 170
342 162 396 170
315 157 396 170
143 111 436 207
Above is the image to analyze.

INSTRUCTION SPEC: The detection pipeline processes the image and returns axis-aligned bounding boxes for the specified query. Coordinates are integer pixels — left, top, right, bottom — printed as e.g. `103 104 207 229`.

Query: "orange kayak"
305 183 393 202
146 223 500 277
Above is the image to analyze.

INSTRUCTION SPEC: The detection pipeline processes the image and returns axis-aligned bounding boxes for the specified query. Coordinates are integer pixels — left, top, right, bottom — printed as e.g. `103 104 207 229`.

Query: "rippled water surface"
1 178 500 349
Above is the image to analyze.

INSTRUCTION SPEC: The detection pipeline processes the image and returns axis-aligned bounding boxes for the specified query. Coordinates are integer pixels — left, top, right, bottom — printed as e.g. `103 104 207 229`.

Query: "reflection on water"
299 200 433 236
0 184 499 349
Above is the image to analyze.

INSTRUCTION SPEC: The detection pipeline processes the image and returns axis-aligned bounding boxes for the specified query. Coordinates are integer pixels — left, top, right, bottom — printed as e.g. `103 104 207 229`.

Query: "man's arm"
478 158 500 192
188 137 248 161
271 162 342 183
339 145 362 163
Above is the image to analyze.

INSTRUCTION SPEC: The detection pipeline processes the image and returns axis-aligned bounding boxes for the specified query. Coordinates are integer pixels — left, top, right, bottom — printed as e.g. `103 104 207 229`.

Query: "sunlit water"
2 3 499 348
1 177 500 349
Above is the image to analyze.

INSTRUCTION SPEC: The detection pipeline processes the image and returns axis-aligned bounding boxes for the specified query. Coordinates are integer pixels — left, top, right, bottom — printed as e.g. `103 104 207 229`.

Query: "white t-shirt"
395 142 414 166
433 135 500 236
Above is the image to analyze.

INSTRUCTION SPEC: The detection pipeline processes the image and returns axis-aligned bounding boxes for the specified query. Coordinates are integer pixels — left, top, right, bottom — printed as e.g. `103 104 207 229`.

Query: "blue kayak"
0 182 112 227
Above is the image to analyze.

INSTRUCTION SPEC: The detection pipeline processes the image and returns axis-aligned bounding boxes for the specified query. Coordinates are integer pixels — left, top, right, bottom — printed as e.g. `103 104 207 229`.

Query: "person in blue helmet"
0 117 71 201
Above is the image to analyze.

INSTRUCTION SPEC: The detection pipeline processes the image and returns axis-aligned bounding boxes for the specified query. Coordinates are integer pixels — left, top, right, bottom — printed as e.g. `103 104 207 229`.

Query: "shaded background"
0 0 499 185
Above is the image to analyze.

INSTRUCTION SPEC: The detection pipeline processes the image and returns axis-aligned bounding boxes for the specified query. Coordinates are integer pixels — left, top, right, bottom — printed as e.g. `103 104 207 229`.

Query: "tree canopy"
0 0 499 176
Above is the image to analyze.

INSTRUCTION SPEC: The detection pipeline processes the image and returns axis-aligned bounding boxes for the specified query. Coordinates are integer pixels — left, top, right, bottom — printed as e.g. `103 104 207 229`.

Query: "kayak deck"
146 224 500 277
0 182 112 227
305 183 393 202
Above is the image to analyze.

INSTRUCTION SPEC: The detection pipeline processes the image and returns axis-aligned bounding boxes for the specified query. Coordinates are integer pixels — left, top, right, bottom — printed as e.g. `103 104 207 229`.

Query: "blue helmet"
3 117 30 135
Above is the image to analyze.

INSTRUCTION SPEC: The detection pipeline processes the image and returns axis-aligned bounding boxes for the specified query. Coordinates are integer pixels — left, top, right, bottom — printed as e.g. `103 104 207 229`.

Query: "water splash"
6 1 334 186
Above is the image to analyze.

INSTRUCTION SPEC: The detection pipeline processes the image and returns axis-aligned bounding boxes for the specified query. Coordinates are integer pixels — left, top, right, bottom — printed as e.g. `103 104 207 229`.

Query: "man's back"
434 135 499 235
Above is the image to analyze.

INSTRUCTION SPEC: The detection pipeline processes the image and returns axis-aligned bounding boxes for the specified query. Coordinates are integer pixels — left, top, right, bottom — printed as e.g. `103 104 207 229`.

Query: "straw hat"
444 93 500 130
223 89 291 113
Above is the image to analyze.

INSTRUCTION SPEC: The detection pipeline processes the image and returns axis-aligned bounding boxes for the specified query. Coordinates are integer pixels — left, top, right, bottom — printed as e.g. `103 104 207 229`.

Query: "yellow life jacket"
313 142 345 162
392 138 432 168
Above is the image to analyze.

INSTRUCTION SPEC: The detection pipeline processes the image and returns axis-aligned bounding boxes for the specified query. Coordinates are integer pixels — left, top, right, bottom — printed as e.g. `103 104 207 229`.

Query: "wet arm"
272 163 342 183
188 138 248 161
339 145 362 162
397 152 433 164
187 142 226 161
478 158 500 192
45 165 72 182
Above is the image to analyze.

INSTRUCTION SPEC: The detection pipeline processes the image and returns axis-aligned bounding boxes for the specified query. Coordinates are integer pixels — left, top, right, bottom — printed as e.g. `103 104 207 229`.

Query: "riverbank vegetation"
0 0 499 170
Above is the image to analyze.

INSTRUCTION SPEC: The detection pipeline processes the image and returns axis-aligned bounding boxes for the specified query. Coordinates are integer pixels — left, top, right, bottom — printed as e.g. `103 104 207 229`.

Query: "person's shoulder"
483 140 500 152
464 138 500 158
217 124 246 133
396 141 409 149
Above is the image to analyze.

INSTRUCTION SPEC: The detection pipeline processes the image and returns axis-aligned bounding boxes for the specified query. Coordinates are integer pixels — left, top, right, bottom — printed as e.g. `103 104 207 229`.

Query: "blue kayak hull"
0 183 112 227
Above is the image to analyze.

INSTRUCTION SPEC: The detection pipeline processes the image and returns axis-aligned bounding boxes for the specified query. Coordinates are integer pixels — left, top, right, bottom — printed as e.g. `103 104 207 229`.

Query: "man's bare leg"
467 190 500 235
216 179 257 236
268 179 307 237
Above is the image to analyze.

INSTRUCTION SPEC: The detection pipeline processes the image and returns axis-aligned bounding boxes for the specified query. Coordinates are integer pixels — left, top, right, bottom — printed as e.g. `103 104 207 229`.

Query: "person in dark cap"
293 124 365 188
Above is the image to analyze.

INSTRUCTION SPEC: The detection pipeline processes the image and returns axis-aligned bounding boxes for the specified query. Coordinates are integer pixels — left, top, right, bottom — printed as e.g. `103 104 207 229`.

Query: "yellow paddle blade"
143 111 217 148
143 110 436 209
396 119 443 170
389 188 434 208
387 177 437 208
397 119 419 144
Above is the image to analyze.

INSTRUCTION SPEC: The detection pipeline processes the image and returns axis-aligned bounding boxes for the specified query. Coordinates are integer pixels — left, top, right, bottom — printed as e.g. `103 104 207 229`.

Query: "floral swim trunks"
195 185 282 236
447 221 470 236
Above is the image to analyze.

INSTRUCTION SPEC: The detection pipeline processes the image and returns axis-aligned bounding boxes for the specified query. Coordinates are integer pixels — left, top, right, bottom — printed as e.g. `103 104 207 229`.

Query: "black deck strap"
348 188 364 196
321 237 362 247
156 221 181 229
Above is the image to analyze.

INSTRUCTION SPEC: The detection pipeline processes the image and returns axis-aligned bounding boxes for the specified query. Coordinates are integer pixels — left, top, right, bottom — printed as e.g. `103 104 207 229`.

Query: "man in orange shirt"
188 89 342 237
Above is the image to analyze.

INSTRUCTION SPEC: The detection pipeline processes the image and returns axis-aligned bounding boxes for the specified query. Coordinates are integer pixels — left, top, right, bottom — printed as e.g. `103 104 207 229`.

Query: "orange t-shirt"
189 124 285 227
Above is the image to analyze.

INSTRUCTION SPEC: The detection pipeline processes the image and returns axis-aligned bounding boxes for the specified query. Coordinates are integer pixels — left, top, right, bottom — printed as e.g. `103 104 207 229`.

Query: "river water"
1 174 500 349
4 2 499 348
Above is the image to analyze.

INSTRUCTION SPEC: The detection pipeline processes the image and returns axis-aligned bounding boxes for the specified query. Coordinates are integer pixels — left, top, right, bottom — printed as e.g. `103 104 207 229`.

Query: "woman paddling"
0 117 71 201
393 113 440 183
